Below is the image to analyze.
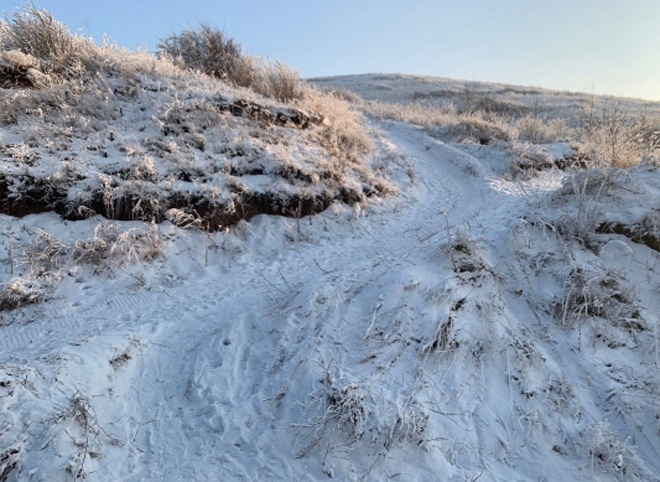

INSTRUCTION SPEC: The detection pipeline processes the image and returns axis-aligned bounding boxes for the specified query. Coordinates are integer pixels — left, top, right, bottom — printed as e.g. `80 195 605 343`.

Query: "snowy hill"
2 11 660 482
310 73 660 121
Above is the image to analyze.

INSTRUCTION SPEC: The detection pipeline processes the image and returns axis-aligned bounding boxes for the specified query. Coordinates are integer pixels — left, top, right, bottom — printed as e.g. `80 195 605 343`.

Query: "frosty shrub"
158 24 243 82
577 100 656 168
589 421 652 480
1 7 100 79
24 229 69 277
73 223 161 273
158 25 303 103
0 279 47 312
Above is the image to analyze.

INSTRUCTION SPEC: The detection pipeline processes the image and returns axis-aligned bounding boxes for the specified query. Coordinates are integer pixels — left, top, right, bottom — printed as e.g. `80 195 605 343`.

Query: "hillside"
311 73 660 123
2 10 660 482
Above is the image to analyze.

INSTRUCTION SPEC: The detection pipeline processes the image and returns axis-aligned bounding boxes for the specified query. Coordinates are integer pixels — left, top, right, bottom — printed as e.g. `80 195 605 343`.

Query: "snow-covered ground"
2 76 660 481
310 73 660 124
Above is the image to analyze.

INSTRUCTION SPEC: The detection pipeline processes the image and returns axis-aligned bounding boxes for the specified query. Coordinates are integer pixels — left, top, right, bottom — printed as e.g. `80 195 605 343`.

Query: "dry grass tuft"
0 279 47 312
73 222 162 273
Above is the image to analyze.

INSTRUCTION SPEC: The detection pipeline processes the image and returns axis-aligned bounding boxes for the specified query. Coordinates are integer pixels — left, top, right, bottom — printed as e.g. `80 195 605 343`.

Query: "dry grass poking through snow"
317 76 660 169
0 7 392 232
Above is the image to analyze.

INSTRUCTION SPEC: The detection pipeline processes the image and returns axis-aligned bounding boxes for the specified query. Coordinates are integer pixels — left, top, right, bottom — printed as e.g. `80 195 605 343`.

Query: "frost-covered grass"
1 10 660 482
314 73 660 168
0 7 390 235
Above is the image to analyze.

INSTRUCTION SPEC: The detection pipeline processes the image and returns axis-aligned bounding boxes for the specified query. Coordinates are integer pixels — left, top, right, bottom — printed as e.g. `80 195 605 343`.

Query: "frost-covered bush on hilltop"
158 24 303 103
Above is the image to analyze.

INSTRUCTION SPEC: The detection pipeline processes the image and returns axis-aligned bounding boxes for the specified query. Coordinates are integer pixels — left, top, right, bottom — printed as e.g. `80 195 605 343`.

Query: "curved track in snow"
3 122 658 481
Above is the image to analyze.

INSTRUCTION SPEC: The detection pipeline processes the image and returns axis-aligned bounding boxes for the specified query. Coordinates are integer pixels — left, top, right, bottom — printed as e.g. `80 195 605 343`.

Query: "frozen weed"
0 279 48 313
23 228 69 276
326 383 369 442
295 356 372 459
589 421 653 481
387 407 429 447
56 395 123 481
553 169 616 248
422 311 459 356
556 266 641 329
447 228 488 277
73 222 161 273
165 208 204 230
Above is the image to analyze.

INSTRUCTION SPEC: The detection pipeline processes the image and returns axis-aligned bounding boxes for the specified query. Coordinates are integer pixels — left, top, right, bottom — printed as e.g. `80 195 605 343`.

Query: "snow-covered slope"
2 114 659 480
2 58 660 481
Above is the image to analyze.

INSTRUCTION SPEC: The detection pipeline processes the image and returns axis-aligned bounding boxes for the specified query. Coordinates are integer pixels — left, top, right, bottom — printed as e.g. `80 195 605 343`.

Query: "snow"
310 73 660 123
1 81 660 481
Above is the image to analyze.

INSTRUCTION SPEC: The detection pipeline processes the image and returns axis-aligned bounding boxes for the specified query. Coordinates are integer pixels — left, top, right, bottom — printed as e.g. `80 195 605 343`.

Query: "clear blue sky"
3 0 659 100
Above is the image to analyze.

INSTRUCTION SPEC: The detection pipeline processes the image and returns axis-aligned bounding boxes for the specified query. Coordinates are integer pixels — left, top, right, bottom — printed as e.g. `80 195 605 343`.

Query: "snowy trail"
0 122 490 364
4 121 657 481
108 122 524 480
3 122 525 481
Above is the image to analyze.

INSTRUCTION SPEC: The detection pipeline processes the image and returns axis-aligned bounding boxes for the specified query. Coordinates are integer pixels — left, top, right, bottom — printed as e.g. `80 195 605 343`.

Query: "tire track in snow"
0 280 206 362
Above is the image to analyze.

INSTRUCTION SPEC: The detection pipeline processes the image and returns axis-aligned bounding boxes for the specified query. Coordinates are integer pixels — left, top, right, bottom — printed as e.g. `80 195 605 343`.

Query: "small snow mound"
600 239 634 270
